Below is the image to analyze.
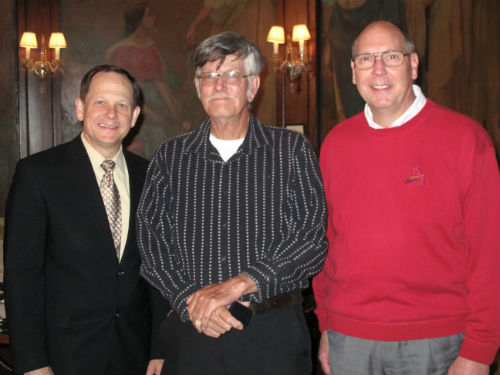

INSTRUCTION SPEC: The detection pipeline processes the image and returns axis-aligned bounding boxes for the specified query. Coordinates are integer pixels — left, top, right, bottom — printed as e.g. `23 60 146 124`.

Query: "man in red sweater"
313 20 500 375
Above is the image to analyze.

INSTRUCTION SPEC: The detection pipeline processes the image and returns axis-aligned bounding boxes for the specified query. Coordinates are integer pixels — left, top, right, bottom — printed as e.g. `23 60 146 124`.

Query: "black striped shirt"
137 115 328 321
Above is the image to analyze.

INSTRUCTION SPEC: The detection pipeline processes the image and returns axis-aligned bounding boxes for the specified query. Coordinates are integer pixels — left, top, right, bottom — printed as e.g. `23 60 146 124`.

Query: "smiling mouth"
372 84 391 90
98 123 117 129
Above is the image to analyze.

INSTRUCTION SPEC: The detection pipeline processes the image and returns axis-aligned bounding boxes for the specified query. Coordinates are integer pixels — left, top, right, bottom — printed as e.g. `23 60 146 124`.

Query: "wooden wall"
276 0 318 150
17 0 62 158
0 0 19 214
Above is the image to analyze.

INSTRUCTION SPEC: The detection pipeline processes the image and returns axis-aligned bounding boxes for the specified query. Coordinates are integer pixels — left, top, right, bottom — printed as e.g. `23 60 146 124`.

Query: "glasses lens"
199 71 244 85
382 51 404 67
354 51 406 69
354 54 373 69
200 72 216 84
224 71 242 85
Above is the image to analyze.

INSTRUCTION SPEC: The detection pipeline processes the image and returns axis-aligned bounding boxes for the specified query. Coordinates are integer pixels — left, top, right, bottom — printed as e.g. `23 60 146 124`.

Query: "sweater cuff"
314 306 327 332
459 336 500 365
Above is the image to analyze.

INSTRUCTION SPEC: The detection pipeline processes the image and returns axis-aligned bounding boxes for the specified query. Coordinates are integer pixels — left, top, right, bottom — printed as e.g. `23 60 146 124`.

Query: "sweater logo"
406 166 425 184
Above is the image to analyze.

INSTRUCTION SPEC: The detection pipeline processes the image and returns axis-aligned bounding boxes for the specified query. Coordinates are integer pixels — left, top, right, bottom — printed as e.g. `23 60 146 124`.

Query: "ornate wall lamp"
19 31 67 80
267 24 311 128
267 24 311 93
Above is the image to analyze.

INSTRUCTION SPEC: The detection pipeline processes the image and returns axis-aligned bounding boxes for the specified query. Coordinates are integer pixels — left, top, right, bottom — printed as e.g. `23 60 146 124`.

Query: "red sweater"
313 100 500 364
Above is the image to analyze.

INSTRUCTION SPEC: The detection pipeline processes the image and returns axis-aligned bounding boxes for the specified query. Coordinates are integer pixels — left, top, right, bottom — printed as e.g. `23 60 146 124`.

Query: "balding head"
352 21 415 57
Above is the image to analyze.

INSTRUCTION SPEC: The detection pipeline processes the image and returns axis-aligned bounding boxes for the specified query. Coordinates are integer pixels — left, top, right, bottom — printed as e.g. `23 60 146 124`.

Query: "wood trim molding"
17 0 61 157
275 0 318 152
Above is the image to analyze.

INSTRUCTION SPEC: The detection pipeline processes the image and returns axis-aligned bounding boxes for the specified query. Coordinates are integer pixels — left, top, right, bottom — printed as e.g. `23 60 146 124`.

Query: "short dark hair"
193 31 264 75
79 64 142 108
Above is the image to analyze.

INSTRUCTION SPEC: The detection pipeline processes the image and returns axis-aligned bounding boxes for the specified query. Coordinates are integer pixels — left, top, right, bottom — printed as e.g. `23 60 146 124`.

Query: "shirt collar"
80 133 126 175
364 84 427 129
184 114 271 160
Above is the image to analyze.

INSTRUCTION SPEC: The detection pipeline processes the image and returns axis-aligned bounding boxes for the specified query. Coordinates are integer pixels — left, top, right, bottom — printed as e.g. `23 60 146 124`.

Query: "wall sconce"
267 24 311 93
20 31 67 80
267 26 285 60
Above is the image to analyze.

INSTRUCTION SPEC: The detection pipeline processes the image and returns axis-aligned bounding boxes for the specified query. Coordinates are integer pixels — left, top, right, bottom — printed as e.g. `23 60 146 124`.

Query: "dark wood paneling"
17 0 61 158
0 0 18 214
276 0 318 151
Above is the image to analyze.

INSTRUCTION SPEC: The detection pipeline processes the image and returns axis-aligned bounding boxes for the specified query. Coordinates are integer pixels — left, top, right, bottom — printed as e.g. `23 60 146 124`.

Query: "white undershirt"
365 84 427 129
209 134 245 162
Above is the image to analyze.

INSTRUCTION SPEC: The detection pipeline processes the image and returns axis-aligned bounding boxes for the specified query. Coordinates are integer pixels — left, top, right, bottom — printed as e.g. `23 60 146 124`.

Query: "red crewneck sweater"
313 100 500 364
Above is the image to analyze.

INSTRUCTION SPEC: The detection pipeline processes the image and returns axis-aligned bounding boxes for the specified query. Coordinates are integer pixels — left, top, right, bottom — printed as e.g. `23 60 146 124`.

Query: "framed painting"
59 0 277 159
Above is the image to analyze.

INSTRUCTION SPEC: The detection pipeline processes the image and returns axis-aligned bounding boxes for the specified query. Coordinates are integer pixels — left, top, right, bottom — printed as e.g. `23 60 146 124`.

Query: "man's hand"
197 305 245 338
187 274 257 332
448 356 489 375
318 330 331 375
25 367 54 375
145 359 164 375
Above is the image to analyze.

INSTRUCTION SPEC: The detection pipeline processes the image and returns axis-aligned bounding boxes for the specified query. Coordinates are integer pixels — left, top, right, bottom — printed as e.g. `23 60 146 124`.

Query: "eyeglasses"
352 50 410 70
196 70 251 86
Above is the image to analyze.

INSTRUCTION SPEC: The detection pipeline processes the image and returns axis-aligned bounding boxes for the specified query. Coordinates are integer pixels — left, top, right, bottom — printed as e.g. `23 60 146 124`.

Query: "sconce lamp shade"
49 33 67 48
267 26 285 44
20 32 38 49
49 32 66 60
292 25 311 42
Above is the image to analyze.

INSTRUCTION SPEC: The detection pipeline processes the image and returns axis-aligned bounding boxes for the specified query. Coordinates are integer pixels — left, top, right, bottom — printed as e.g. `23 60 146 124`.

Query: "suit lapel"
127 154 144 220
64 137 119 261
119 152 145 262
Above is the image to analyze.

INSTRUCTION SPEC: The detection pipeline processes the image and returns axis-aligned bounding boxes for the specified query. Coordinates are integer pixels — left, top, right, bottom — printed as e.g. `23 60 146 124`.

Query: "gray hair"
351 21 416 57
193 31 264 76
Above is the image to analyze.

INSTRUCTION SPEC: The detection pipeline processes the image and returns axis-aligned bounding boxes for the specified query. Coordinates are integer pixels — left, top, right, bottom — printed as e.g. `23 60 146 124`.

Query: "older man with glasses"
314 20 500 375
137 31 328 375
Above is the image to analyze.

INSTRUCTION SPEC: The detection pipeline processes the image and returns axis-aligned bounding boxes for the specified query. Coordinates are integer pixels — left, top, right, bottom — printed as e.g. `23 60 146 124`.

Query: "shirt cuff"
172 284 198 322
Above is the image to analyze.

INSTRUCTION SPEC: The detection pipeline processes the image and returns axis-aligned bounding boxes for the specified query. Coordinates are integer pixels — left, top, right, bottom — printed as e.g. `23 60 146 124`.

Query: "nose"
214 75 225 90
106 105 118 118
372 55 386 74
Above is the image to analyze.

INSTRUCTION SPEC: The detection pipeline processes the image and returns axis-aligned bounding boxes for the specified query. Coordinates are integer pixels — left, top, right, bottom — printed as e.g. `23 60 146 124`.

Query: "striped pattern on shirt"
137 115 328 321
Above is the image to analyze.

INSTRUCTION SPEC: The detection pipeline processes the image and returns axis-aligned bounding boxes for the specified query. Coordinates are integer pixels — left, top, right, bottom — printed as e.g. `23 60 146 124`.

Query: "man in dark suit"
3 65 167 375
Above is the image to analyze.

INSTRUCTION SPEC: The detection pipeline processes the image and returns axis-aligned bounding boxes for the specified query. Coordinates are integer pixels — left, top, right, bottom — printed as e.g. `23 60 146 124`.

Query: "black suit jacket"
4 137 168 374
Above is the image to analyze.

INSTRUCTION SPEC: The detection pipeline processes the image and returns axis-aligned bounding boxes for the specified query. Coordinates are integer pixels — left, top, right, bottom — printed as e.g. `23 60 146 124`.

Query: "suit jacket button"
118 271 125 276
115 312 120 318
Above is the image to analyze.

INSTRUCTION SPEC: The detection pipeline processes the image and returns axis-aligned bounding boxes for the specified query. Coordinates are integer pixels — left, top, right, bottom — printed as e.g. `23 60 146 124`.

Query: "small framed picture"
285 124 305 134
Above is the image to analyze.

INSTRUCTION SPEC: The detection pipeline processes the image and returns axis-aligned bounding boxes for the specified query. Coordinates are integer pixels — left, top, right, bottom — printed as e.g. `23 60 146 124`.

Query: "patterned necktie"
100 160 121 259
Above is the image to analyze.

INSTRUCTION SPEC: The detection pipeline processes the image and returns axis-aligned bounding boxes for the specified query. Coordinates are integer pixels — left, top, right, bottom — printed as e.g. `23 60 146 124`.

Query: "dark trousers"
160 304 312 375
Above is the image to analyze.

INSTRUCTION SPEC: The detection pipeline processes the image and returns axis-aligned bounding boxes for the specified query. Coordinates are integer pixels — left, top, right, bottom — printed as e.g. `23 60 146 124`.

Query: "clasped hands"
186 274 257 338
